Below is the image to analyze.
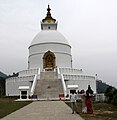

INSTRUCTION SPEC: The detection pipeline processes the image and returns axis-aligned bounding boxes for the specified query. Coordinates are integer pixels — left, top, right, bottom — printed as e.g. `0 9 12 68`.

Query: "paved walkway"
1 101 84 120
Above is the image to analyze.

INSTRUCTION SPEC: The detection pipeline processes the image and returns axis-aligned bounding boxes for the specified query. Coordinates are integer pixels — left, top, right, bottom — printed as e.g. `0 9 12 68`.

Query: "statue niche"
43 51 56 69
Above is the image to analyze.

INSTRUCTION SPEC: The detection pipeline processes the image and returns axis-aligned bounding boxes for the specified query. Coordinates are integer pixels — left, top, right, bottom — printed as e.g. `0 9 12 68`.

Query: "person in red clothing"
85 96 93 114
85 85 93 114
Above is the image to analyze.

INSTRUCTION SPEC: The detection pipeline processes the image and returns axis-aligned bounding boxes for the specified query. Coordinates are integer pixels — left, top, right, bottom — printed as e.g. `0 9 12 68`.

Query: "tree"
112 89 117 106
105 86 114 103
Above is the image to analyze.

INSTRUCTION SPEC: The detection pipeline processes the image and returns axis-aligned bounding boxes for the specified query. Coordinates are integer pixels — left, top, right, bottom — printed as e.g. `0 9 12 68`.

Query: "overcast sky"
0 0 117 88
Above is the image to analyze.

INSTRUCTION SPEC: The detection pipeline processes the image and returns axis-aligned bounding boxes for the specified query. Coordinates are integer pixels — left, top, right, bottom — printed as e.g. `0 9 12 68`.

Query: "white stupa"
28 5 72 69
6 5 96 99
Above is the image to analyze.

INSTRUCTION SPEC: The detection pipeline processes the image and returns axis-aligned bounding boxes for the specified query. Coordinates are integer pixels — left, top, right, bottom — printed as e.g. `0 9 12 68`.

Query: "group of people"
70 85 93 114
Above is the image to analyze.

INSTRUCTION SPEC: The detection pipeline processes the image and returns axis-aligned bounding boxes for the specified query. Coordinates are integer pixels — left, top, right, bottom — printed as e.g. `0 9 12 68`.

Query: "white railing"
18 69 38 77
6 75 35 82
30 68 40 96
59 67 82 74
61 74 67 98
63 74 96 81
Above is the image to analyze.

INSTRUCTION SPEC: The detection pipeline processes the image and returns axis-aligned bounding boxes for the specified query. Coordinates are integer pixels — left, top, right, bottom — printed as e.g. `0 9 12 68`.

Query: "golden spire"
42 5 56 23
47 5 51 17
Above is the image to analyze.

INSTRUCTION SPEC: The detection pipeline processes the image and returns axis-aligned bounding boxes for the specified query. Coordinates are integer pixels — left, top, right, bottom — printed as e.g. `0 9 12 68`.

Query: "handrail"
57 67 60 74
61 74 67 98
30 74 37 96
30 68 40 96
57 67 67 98
37 68 40 79
57 67 61 79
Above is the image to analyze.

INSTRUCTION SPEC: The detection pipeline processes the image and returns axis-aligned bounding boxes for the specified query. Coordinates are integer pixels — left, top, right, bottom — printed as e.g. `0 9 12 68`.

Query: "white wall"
28 43 72 69
6 76 35 96
29 43 71 55
59 70 96 94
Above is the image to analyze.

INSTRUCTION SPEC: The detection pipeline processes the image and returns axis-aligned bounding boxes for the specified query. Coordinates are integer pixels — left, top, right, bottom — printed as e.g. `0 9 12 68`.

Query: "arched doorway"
43 50 56 69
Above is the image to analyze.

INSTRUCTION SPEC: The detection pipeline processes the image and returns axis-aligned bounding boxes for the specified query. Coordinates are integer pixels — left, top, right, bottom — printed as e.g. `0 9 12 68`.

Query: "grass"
65 101 117 120
0 97 32 119
1 97 117 120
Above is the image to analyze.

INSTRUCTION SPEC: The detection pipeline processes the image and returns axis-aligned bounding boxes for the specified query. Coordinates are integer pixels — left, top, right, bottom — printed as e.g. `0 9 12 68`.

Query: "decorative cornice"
29 42 71 49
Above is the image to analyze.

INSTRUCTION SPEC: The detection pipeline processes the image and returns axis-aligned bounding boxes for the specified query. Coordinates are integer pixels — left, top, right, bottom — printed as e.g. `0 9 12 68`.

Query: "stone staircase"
34 71 64 99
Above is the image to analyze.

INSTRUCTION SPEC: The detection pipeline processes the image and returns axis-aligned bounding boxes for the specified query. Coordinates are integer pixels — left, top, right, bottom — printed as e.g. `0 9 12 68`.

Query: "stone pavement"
1 101 84 120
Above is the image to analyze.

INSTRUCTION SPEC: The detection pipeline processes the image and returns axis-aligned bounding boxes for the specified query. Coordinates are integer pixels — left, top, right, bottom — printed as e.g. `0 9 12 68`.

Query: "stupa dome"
30 30 70 47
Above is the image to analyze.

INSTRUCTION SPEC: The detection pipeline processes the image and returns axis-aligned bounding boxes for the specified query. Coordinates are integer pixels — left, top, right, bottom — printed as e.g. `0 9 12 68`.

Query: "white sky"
0 0 117 88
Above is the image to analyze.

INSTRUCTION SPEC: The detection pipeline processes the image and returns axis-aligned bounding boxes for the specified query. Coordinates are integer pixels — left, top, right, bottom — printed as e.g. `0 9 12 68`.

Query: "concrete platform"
1 101 84 120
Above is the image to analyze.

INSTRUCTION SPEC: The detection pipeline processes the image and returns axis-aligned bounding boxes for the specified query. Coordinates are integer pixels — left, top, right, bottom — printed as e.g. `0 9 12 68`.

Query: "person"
70 91 78 114
81 90 87 113
85 85 93 114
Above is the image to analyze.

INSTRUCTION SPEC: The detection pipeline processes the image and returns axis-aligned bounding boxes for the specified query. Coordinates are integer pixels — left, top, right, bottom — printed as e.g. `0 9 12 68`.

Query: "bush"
105 86 113 103
105 86 117 106
112 89 117 106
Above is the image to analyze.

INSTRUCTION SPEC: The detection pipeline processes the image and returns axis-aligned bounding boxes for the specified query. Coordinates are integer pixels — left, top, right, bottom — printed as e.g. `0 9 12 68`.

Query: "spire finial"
42 5 56 23
47 4 51 17
47 4 51 12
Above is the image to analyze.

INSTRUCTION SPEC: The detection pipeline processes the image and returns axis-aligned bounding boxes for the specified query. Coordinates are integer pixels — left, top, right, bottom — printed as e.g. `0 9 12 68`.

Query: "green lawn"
0 98 32 119
65 101 117 120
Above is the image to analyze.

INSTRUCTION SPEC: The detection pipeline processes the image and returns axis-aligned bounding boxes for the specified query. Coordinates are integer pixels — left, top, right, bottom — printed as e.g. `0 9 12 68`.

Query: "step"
34 79 63 98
